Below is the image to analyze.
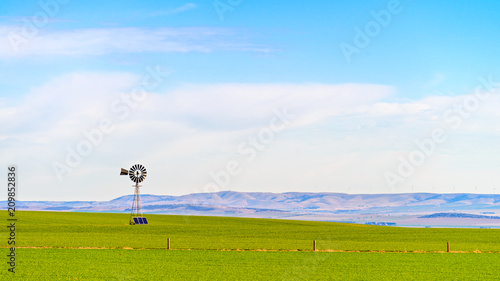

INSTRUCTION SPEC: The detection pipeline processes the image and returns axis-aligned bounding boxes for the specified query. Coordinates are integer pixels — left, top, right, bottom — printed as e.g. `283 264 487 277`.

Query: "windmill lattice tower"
120 164 149 225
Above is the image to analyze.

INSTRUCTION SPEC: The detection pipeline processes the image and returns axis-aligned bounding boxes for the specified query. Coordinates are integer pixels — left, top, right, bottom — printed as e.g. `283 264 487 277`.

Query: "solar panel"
132 217 148 225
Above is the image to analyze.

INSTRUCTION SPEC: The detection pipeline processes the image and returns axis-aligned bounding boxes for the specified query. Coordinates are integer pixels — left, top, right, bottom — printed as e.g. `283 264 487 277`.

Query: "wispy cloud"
0 15 73 23
422 73 446 89
0 26 270 58
149 3 198 17
156 83 395 130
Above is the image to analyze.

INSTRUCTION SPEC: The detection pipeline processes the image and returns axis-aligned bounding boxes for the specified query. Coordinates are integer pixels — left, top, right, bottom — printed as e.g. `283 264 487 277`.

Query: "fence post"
313 240 317 251
447 242 449 253
168 238 171 250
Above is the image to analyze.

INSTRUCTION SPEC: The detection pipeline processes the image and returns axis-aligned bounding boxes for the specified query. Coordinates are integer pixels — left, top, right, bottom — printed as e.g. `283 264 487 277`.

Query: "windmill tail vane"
120 164 148 225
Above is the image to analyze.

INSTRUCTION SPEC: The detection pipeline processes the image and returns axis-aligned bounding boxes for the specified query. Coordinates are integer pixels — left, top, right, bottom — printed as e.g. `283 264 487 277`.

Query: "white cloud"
0 26 269 58
364 102 431 116
1 72 137 141
154 83 395 129
3 72 500 200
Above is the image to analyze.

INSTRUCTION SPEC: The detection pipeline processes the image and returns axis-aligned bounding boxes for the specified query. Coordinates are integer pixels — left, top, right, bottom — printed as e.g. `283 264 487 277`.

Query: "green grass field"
2 211 499 280
9 249 500 280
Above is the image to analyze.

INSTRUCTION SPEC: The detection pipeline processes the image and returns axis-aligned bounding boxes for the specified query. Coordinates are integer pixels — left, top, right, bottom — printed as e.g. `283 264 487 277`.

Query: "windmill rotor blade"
130 175 137 182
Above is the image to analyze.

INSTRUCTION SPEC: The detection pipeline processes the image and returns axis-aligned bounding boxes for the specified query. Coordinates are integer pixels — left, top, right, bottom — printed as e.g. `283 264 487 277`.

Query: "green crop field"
1 211 499 280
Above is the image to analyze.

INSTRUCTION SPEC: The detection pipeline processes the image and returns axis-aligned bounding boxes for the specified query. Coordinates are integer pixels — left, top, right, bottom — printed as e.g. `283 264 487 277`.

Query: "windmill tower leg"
130 184 140 224
136 183 143 217
130 187 137 224
130 181 143 224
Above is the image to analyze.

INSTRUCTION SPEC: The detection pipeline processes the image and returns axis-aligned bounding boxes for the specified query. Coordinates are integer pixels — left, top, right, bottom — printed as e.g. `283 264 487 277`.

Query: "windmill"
120 164 148 225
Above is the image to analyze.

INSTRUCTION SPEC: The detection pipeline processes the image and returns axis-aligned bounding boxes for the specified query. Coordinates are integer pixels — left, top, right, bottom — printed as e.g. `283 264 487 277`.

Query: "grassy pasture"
11 211 500 252
3 249 499 280
1 211 499 280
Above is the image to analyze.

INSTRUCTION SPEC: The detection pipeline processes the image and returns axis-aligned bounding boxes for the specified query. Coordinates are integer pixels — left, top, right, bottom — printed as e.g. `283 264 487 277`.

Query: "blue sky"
2 0 500 200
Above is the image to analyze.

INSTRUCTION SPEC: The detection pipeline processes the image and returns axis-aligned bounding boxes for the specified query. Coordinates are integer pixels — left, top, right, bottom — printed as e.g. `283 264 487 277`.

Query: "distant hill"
11 192 500 227
15 191 500 214
419 212 500 219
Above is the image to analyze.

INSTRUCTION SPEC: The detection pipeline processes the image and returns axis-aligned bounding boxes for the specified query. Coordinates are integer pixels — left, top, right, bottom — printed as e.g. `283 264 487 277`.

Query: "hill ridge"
11 191 500 227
